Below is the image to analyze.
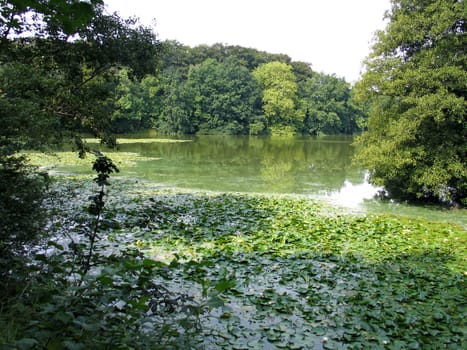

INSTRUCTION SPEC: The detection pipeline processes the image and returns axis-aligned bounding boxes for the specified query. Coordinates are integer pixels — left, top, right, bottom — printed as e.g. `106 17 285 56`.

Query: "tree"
188 43 292 70
0 0 103 39
0 1 160 271
354 0 466 205
252 61 298 133
1 1 108 270
291 61 314 84
187 57 261 134
159 40 193 76
157 67 198 134
298 73 364 135
113 69 161 132
1 7 160 148
154 43 365 136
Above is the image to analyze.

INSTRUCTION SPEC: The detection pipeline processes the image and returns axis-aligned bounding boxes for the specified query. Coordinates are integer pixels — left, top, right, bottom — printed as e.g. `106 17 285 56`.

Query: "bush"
0 155 48 282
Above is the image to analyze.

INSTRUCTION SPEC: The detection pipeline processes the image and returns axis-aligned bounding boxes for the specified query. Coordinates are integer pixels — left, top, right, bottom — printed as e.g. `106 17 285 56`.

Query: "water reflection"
60 134 467 226
115 135 367 198
328 173 383 209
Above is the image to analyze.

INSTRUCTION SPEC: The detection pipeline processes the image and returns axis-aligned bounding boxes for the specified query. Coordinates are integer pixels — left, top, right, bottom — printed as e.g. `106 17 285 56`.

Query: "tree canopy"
354 0 466 205
1 1 160 150
252 61 298 131
0 0 103 39
187 57 261 134
0 0 160 266
113 41 365 136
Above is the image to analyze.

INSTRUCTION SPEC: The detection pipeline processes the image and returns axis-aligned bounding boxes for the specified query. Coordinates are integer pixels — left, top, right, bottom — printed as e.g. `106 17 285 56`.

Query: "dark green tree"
0 1 160 273
188 57 261 134
159 40 193 76
112 69 161 132
0 0 103 40
0 0 107 275
159 41 293 73
154 42 366 136
157 67 198 134
298 73 364 135
1 7 160 149
291 61 314 84
354 0 466 205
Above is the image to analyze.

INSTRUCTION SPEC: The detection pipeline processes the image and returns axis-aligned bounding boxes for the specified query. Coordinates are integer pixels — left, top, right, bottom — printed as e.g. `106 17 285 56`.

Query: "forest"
0 0 466 349
108 42 366 136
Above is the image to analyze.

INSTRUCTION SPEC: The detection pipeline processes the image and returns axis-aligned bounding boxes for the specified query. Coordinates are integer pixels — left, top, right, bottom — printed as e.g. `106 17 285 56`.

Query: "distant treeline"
112 41 367 135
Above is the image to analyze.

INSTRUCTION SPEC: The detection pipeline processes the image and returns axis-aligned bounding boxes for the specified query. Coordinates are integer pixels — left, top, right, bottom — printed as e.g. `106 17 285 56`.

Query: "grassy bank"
1 177 465 349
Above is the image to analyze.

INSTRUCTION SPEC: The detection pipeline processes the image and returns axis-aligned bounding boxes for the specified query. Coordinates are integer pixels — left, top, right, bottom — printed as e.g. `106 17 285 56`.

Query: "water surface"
118 135 361 196
65 134 466 227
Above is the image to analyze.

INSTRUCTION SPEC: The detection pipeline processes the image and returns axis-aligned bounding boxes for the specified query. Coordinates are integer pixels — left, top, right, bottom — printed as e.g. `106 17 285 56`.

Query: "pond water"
66 134 466 227
123 135 360 194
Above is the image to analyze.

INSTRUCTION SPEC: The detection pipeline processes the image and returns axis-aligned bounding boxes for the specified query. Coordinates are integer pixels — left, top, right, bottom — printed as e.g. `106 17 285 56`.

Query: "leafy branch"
82 151 119 275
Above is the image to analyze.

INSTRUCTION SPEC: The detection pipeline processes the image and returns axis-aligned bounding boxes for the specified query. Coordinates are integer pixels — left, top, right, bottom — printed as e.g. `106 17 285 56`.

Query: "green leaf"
63 340 86 350
207 295 225 308
14 338 39 349
215 278 236 293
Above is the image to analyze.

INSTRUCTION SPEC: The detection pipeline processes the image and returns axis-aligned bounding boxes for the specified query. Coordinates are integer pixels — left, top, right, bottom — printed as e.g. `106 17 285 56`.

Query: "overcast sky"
105 0 390 82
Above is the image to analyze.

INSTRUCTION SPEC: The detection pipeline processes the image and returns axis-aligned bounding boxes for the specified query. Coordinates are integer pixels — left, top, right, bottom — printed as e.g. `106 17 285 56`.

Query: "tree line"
111 41 366 136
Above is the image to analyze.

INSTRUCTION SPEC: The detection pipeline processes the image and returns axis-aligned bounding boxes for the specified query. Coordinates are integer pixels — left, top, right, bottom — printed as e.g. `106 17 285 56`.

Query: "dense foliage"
113 41 366 136
1 2 159 149
0 155 48 274
252 61 298 133
354 0 466 205
0 0 103 39
1 177 465 349
183 57 260 134
0 0 159 280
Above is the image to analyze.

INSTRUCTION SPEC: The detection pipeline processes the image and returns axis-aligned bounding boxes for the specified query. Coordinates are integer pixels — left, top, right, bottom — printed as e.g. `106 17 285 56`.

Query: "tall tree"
354 0 466 205
187 57 261 134
299 73 364 135
252 61 298 132
112 69 161 132
157 67 198 134
1 5 160 150
0 0 103 40
0 1 160 269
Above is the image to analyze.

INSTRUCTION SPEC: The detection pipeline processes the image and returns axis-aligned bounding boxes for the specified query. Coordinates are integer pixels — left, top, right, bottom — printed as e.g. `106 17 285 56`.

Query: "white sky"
105 0 390 83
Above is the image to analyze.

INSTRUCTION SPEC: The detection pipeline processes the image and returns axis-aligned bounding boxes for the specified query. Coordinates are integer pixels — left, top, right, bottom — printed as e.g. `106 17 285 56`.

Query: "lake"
64 134 466 227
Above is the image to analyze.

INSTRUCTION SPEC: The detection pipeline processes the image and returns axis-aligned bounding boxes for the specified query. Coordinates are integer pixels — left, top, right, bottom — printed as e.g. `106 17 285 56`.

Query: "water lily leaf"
215 278 236 293
62 340 86 350
14 338 38 349
207 295 225 308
